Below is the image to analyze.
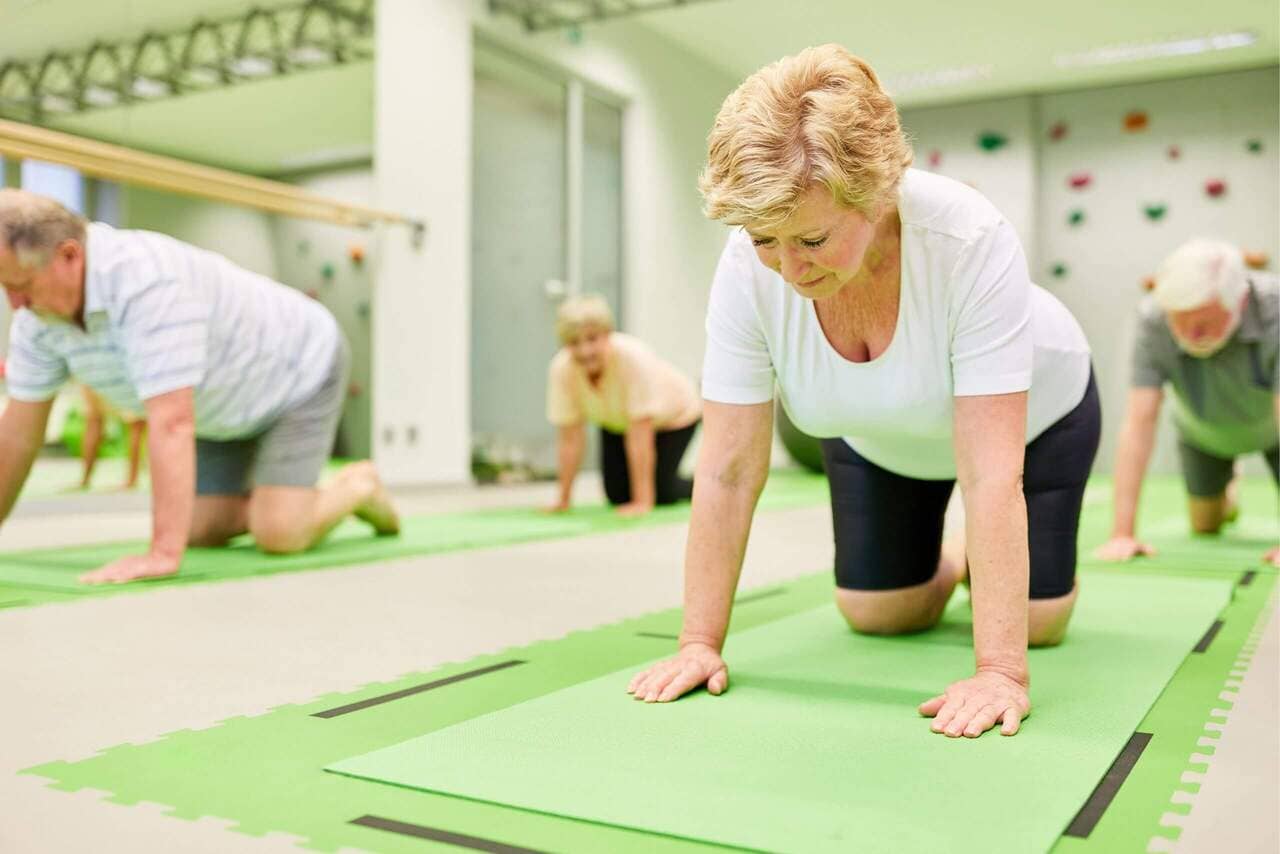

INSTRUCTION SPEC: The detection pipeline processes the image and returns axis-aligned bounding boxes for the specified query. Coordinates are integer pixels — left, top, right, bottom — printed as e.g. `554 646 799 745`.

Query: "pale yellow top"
546 332 702 434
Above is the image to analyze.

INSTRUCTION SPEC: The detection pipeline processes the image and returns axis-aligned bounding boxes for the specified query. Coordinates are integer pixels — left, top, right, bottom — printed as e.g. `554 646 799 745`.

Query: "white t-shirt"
6 223 339 440
702 168 1092 480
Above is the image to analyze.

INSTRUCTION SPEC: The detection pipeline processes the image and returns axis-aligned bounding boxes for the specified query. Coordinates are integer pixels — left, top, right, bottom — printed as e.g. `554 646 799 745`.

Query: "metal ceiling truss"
0 0 374 122
487 0 722 32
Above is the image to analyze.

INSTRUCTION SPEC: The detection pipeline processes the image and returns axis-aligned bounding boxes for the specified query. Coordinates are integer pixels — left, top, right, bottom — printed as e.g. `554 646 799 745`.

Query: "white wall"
900 96 1038 260
373 0 472 484
120 186 279 278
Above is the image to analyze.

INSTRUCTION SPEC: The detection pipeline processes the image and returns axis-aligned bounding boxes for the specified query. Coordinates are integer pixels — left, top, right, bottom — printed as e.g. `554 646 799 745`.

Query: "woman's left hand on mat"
918 669 1030 738
79 552 180 585
1263 546 1280 568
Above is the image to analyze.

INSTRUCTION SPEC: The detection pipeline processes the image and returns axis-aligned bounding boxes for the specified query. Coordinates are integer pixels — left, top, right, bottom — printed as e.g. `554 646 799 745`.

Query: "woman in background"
545 296 702 518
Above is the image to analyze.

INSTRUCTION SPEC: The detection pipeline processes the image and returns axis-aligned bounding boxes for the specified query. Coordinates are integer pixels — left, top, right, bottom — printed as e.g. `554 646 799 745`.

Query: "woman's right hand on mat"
627 642 728 702
1092 536 1157 561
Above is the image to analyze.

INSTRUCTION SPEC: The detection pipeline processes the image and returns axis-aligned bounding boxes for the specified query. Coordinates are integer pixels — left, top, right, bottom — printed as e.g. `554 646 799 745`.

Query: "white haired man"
1096 239 1279 567
0 189 399 585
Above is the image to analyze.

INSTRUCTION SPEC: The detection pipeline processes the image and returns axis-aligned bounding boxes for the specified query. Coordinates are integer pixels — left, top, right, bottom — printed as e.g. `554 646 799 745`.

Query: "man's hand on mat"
627 643 728 702
79 552 180 585
918 670 1030 738
1263 546 1280 568
615 500 654 518
1092 536 1157 562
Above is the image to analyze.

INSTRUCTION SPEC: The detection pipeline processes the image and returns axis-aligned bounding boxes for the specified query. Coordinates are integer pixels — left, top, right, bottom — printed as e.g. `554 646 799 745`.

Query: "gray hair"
0 188 87 269
1153 238 1248 312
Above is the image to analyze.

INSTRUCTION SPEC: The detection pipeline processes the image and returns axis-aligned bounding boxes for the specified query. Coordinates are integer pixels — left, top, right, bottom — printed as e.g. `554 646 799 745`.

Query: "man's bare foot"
339 461 400 536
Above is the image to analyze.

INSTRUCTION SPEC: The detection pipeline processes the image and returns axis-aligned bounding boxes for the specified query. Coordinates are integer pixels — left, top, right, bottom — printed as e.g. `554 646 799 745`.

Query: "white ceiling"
1 0 1276 174
639 0 1280 107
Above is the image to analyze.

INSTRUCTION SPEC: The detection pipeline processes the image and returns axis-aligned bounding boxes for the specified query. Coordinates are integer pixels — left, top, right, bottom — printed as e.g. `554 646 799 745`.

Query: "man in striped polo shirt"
0 189 399 584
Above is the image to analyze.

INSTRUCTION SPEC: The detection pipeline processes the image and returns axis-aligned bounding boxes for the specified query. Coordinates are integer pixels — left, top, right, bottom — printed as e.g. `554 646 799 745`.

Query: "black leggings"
601 421 698 506
821 373 1101 600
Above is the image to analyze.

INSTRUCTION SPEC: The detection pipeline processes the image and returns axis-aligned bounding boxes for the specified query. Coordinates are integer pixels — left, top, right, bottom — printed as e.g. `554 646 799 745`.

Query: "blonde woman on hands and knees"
1095 239 1279 568
628 45 1101 739
546 295 702 518
0 189 399 585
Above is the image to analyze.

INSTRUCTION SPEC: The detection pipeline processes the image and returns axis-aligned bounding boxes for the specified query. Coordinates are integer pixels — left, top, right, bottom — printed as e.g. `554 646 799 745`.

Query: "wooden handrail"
0 119 424 244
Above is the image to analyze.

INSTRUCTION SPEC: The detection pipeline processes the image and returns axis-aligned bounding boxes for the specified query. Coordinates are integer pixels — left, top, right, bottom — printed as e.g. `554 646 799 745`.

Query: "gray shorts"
1177 439 1280 498
196 338 350 496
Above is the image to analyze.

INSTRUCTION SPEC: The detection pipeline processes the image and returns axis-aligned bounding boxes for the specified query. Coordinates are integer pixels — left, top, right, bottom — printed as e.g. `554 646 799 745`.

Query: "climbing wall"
271 166 377 460
1037 66 1279 476
900 96 1038 257
902 66 1279 477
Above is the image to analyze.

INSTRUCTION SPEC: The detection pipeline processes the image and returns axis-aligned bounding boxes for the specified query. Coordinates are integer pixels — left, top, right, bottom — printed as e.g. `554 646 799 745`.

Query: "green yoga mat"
0 469 828 597
328 573 1233 854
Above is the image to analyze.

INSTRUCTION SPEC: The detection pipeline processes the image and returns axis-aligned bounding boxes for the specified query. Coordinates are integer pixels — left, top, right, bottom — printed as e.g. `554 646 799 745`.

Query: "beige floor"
0 474 1276 853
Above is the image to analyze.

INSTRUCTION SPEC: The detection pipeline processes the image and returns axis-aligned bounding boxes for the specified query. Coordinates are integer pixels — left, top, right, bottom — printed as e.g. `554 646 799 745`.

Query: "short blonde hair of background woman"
555 294 615 344
699 43 913 229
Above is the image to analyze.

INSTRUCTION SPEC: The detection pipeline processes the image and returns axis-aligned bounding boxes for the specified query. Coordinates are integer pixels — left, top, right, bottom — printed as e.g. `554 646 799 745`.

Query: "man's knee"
250 521 314 555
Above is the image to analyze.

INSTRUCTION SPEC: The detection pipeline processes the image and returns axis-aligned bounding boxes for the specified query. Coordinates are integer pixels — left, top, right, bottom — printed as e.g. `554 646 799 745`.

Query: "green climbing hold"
1143 204 1167 222
1246 138 1263 153
1067 209 1085 227
977 131 1008 152
321 262 335 280
356 301 370 320
297 239 311 255
1050 263 1068 279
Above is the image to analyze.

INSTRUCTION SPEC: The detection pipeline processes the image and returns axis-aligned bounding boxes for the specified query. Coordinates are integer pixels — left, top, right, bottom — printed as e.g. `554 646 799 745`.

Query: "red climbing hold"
1067 172 1092 190
1048 121 1068 141
1204 179 1227 198
1167 145 1181 160
928 149 942 169
1123 110 1148 132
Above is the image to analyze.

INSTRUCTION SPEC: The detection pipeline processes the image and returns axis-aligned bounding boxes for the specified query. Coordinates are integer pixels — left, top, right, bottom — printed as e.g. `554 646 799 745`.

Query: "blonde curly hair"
699 44 913 229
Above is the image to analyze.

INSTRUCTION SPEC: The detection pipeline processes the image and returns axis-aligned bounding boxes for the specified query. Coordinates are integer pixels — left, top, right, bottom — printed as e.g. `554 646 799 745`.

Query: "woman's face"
566 325 611 374
746 185 882 301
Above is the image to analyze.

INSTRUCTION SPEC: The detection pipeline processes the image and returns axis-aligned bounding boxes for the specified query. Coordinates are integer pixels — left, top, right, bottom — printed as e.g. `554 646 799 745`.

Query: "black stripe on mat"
351 815 547 853
636 631 679 640
1193 620 1225 654
1239 569 1258 587
1063 731 1152 838
313 660 527 719
735 587 785 605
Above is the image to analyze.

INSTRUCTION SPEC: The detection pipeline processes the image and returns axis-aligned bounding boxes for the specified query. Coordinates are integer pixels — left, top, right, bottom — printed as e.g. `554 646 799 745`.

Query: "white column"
373 0 472 484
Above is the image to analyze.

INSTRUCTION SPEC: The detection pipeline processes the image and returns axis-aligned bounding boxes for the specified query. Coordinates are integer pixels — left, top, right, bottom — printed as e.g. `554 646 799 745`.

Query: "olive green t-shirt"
1131 276 1279 458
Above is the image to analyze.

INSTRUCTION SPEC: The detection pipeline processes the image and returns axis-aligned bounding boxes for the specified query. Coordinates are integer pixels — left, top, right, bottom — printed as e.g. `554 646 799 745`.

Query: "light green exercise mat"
329 573 1232 854
0 470 828 598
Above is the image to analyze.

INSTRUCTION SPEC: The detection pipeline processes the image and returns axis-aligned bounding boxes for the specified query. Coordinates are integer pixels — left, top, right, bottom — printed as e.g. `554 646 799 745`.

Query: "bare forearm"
624 422 657 505
557 431 585 504
1111 417 1157 537
965 484 1030 682
148 422 195 559
679 470 765 651
0 434 40 525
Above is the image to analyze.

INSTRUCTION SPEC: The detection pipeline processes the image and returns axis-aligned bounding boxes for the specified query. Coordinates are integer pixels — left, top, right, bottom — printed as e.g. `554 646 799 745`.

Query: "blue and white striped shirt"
6 222 340 440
